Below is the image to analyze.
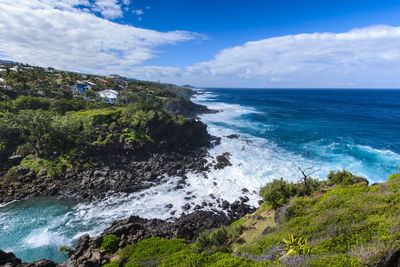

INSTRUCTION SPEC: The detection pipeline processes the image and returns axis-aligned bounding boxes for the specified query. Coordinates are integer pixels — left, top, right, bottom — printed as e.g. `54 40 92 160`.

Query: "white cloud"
91 0 123 19
0 0 199 76
182 25 400 87
133 9 144 16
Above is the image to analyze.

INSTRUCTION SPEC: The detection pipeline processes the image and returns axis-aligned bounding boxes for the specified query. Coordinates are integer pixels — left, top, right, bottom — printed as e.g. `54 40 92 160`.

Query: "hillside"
0 63 214 203
45 171 400 267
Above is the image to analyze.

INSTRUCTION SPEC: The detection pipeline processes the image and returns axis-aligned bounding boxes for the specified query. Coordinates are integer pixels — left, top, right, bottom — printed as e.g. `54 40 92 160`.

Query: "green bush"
296 177 321 196
388 173 400 182
102 261 120 267
72 108 122 125
327 170 367 185
209 228 229 246
59 245 73 258
101 234 120 254
119 237 186 265
160 250 262 267
259 178 297 208
13 96 50 111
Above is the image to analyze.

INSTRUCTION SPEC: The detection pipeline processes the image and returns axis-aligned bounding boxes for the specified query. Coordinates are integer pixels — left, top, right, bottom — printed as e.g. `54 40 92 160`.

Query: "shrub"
119 237 186 265
102 261 120 267
209 227 229 246
192 225 243 253
227 224 244 239
327 170 367 185
259 178 297 208
160 250 262 267
59 245 73 258
13 95 50 111
101 234 120 254
388 173 400 183
296 177 321 196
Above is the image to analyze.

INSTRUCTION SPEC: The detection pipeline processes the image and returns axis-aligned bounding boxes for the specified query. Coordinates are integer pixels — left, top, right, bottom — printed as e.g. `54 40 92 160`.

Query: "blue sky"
1 0 400 87
126 0 400 66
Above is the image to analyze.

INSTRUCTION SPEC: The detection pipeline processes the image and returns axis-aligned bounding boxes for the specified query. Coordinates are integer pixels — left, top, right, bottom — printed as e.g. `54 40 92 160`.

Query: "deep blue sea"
196 88 400 181
1 88 400 263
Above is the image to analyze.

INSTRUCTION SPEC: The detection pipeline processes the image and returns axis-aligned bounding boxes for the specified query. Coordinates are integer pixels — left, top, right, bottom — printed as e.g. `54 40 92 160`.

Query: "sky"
1 0 400 88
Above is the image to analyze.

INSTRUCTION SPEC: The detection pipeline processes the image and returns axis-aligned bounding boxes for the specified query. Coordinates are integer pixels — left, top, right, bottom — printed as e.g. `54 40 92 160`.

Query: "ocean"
1 88 400 262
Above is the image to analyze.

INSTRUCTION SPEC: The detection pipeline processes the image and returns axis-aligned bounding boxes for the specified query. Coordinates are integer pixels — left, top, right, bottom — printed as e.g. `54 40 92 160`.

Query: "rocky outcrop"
163 99 218 119
373 249 400 267
0 250 56 267
60 211 231 267
0 119 212 204
0 250 21 266
214 152 232 170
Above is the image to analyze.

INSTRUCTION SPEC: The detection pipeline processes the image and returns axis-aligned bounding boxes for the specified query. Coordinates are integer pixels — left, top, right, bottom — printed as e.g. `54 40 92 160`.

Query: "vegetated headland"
0 62 399 267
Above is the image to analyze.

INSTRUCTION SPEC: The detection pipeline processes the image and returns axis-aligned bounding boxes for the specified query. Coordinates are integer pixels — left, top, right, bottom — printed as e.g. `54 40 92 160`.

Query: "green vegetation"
59 245 74 258
101 234 121 254
99 171 400 266
259 178 297 209
0 62 198 180
236 172 400 266
281 234 311 258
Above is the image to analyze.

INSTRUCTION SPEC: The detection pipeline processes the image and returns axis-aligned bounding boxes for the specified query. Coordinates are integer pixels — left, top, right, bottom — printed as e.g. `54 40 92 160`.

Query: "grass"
99 173 400 266
236 175 400 265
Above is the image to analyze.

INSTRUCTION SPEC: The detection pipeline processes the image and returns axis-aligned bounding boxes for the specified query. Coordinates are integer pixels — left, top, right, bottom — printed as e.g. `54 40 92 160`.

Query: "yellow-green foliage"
192 224 244 253
102 261 120 267
109 236 264 267
160 250 262 267
259 178 297 209
305 254 362 267
388 173 400 182
19 154 64 177
281 234 311 257
72 108 122 124
327 170 366 185
101 234 120 254
119 237 187 265
238 176 400 266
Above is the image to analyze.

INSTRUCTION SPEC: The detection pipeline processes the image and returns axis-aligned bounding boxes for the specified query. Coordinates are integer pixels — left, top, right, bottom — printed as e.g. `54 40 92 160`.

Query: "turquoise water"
1 88 400 262
0 198 76 262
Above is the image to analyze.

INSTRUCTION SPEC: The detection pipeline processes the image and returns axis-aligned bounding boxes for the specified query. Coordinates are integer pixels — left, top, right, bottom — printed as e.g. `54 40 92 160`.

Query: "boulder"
0 250 21 266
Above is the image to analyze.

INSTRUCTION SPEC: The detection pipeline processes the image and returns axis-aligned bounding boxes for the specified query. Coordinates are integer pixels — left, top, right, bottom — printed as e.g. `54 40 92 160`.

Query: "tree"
294 163 321 195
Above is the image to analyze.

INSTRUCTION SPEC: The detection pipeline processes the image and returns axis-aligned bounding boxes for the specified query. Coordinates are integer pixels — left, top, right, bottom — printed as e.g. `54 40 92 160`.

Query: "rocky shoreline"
0 201 256 267
1 210 241 266
0 99 217 204
0 94 260 267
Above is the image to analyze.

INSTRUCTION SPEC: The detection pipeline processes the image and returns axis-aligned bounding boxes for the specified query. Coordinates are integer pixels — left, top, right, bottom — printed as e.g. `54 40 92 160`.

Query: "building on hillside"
0 78 12 90
99 89 119 102
73 80 92 93
95 78 108 84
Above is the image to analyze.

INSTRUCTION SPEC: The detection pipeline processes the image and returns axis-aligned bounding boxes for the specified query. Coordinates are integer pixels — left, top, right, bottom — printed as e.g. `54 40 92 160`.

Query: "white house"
99 89 119 102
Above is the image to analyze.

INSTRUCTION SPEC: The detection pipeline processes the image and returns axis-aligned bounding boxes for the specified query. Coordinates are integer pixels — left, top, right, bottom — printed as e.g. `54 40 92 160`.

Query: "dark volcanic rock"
225 134 239 139
228 200 256 220
62 211 230 266
0 128 211 204
373 249 400 267
214 152 232 170
0 250 21 266
0 250 56 267
274 205 288 224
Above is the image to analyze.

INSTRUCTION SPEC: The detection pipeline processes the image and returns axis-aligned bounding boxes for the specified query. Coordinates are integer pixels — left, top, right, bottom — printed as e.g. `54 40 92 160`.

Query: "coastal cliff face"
0 118 211 203
0 64 218 204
